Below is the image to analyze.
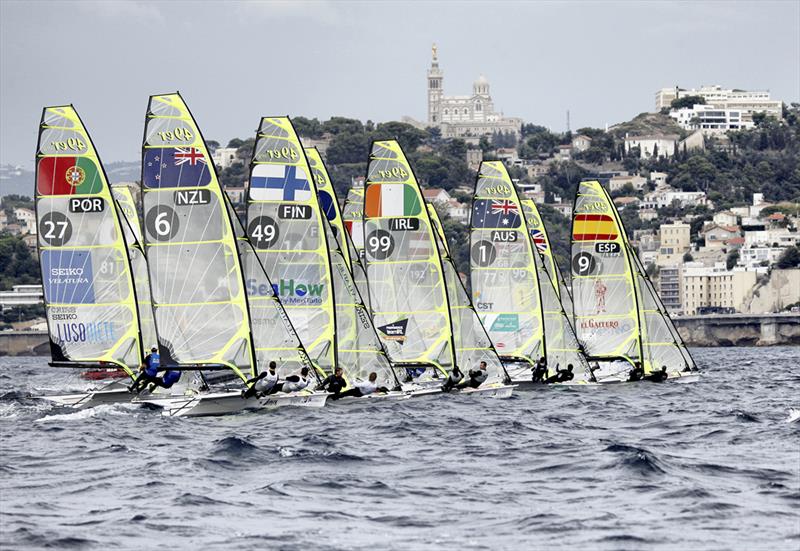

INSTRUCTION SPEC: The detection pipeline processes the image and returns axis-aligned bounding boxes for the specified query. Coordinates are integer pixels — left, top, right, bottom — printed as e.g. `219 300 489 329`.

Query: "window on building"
444 109 448 115
464 108 468 115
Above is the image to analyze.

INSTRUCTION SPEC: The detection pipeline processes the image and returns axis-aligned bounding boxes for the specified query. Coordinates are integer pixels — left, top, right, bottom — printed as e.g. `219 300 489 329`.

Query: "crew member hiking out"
628 361 645 382
442 365 464 392
129 347 160 393
147 369 182 392
280 366 314 393
242 361 279 398
544 364 574 384
457 361 489 389
644 365 668 382
531 357 548 383
316 366 347 398
337 372 389 399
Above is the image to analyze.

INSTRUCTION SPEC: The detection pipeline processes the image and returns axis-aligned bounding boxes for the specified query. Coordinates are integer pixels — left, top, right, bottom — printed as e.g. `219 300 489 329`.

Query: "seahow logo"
270 278 325 303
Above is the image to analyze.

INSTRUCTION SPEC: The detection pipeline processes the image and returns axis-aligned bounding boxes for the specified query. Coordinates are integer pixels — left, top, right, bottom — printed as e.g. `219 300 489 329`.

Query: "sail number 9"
376 167 408 179
366 229 394 260
145 206 179 241
572 252 596 276
50 138 86 152
157 127 193 142
265 148 298 160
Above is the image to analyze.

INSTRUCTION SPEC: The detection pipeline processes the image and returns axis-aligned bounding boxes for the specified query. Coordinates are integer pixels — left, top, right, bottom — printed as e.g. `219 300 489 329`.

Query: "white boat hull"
162 390 328 418
39 388 133 409
668 371 701 383
455 383 515 398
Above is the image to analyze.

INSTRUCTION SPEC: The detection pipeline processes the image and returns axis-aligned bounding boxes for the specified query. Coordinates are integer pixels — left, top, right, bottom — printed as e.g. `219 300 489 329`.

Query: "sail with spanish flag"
35 106 143 376
571 180 696 379
341 176 371 305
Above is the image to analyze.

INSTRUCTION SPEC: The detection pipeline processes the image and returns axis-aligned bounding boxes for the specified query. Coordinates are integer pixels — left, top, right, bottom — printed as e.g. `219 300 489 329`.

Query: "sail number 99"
377 167 408 179
157 127 193 142
50 138 86 151
366 229 394 260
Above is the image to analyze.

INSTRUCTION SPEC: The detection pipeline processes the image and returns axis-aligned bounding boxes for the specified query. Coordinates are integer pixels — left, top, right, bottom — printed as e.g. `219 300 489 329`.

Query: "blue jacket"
144 353 160 377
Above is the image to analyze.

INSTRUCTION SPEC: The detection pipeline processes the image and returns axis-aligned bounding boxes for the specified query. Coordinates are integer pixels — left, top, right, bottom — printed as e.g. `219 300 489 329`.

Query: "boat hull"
162 390 328 418
455 383 515 398
38 388 133 409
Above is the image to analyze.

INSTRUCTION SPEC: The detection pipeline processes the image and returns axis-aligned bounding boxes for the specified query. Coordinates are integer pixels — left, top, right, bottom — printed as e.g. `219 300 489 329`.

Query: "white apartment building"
212 147 239 170
641 189 708 210
655 85 783 117
624 134 678 159
649 171 668 188
681 262 757 315
659 265 682 313
657 222 691 266
12 207 36 235
609 174 647 192
669 104 754 133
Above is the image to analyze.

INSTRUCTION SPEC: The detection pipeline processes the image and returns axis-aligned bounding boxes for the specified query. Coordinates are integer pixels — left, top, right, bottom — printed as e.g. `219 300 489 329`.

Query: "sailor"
242 361 279 398
129 347 161 393
316 366 347 397
279 366 314 393
441 366 464 392
147 369 182 392
404 366 426 382
531 357 548 383
628 361 645 382
589 362 601 383
337 372 389 399
644 365 669 382
457 361 489 389
545 364 575 384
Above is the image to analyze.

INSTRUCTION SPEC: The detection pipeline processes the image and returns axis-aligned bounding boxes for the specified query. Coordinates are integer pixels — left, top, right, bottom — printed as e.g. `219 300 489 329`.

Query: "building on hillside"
0 210 8 231
13 207 35 235
655 85 783 117
659 265 682 313
555 145 572 161
713 210 738 227
22 234 37 250
638 208 657 222
225 187 245 205
739 245 786 272
657 222 691 266
609 174 647 192
422 188 451 205
649 171 668 188
300 137 331 156
445 199 470 224
701 224 741 249
495 148 519 165
211 147 239 170
624 134 679 159
571 135 592 152
679 129 706 152
613 196 640 210
466 148 483 170
641 189 708 209
670 105 754 133
681 262 757 315
426 44 522 140
550 202 573 219
0 284 43 309
525 162 548 179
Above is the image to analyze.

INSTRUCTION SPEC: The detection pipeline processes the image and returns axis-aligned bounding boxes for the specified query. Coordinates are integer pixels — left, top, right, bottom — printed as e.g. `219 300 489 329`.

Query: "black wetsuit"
628 366 645 382
442 367 463 392
457 368 488 389
545 368 574 384
644 369 668 382
531 363 548 383
317 374 347 397
129 353 160 392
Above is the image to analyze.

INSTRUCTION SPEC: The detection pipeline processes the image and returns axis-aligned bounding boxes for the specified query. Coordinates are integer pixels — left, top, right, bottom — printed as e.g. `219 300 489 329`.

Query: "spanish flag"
573 214 619 241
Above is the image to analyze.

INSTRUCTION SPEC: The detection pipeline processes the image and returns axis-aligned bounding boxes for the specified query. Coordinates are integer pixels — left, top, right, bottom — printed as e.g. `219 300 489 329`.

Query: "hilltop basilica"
426 44 522 141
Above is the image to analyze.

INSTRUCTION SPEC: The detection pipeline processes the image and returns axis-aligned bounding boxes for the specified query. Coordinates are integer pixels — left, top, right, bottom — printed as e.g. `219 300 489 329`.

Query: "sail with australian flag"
35 105 144 380
470 162 589 384
141 93 255 383
571 180 697 381
246 117 337 378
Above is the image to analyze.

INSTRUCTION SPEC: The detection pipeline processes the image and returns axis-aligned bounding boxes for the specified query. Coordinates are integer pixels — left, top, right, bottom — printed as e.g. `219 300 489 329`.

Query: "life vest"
145 353 160 377
162 370 181 386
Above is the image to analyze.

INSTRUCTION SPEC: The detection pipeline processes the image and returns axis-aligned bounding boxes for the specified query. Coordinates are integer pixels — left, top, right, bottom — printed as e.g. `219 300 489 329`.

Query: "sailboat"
139 94 326 417
570 180 698 382
35 105 146 408
363 140 513 396
469 161 590 385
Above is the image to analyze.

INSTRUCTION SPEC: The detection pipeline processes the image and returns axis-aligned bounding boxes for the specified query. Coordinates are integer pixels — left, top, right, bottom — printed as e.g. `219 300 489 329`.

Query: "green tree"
670 95 706 109
371 122 428 152
776 246 800 269
726 249 740 269
293 116 324 138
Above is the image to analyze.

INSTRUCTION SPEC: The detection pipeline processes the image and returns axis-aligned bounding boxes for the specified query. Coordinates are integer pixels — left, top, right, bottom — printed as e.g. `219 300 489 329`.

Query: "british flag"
490 200 519 216
531 229 548 252
174 147 206 166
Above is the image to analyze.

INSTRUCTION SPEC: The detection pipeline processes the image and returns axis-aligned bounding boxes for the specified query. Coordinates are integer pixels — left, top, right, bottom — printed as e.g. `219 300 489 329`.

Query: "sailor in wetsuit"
129 347 161 393
644 365 669 382
544 364 575 384
279 366 313 393
456 361 489 389
242 361 279 398
337 372 389 399
441 366 464 392
316 366 347 398
147 369 182 392
531 357 548 383
589 362 601 383
628 361 645 382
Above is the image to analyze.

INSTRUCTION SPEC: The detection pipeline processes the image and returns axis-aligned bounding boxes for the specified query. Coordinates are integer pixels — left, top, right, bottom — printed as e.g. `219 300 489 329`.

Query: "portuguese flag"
572 214 619 241
365 184 421 217
37 156 102 196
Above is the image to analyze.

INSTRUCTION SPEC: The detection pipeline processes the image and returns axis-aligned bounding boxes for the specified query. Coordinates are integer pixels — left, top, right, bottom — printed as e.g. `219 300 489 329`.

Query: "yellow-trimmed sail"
245 117 336 377
111 184 158 354
363 140 453 379
141 93 254 381
305 147 352 270
35 106 142 376
340 177 371 305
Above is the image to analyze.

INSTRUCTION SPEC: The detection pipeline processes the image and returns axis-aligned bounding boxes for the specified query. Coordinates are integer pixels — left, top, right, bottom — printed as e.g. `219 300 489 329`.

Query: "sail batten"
36 106 142 375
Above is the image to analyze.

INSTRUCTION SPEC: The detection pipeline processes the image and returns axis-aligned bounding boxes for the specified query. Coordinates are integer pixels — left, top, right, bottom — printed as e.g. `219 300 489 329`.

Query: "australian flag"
472 199 521 228
143 147 211 188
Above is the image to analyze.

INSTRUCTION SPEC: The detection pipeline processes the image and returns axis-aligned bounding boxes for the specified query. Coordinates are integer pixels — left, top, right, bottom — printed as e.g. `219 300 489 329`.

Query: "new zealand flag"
142 147 212 188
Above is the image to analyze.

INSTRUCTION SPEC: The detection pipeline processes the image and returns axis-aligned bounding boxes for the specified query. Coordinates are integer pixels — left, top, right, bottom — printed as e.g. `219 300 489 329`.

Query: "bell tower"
427 43 443 124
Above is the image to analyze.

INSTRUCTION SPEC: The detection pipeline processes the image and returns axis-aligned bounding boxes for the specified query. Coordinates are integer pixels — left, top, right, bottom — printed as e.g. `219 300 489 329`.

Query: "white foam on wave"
35 402 139 423
787 409 800 424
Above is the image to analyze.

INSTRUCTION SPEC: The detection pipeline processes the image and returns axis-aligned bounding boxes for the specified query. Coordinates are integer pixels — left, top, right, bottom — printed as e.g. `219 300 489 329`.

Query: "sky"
1 0 798 167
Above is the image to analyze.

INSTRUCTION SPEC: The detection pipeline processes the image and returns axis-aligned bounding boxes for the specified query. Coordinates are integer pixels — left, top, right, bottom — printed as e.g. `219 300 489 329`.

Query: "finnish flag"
250 164 312 202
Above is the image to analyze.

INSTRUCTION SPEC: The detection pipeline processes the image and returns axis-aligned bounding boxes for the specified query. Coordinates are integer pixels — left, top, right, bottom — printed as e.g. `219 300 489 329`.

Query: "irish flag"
365 184 421 217
572 214 619 241
37 156 101 196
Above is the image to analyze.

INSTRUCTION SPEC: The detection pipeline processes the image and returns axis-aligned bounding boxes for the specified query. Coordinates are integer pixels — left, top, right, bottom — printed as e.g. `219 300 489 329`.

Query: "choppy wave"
1 348 799 550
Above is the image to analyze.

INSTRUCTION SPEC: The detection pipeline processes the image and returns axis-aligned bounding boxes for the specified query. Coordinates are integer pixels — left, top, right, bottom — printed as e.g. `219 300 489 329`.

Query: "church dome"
473 74 490 95
474 74 489 85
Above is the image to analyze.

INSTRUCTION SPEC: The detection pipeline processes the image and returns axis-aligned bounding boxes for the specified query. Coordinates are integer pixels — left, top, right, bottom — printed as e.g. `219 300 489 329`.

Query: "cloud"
77 0 164 24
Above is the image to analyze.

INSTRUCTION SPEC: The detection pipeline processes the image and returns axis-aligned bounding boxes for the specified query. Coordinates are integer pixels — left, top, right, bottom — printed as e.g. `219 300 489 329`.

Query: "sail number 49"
265 148 298 160
377 167 408 179
157 128 193 142
50 138 86 151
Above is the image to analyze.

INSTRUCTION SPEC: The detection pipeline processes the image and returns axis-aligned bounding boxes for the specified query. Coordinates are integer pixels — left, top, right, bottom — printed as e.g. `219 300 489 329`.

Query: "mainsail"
246 118 336 377
571 180 695 376
427 204 508 384
35 105 142 375
470 162 588 380
341 175 371 304
141 93 254 381
111 184 158 353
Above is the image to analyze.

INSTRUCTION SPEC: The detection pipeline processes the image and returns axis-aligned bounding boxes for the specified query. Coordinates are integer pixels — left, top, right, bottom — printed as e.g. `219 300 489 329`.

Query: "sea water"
0 347 798 550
